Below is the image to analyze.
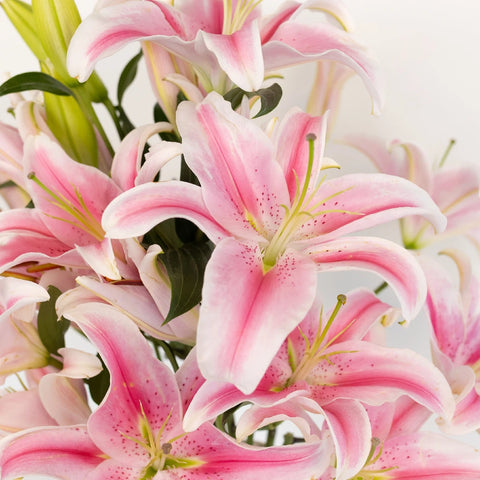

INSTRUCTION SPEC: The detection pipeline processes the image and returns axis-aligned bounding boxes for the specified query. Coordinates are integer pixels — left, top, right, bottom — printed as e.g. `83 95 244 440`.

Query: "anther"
162 443 172 454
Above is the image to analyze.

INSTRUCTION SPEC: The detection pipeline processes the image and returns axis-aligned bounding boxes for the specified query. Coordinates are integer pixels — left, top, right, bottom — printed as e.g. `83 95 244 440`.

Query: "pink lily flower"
345 135 480 249
103 93 446 394
421 251 480 434
319 398 480 480
0 301 330 480
178 289 454 480
67 0 383 111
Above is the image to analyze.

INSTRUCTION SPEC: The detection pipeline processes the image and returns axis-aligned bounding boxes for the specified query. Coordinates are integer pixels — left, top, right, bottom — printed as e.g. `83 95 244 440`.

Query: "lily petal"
0 425 103 480
198 238 317 394
102 180 229 243
306 236 427 322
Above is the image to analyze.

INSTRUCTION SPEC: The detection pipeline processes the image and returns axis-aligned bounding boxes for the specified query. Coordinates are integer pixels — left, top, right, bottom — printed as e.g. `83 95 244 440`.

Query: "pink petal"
202 21 264 91
173 422 329 480
322 399 371 480
297 173 446 243
111 123 174 191
263 22 384 114
39 375 91 425
0 277 49 321
67 1 180 81
177 93 289 241
0 426 103 480
272 109 327 202
321 288 397 344
306 236 427 322
0 389 56 433
0 120 24 188
367 432 480 479
61 302 183 464
309 340 455 418
235 396 325 442
24 134 121 246
198 238 317 394
137 140 183 185
420 255 466 358
102 180 229 243
183 359 309 432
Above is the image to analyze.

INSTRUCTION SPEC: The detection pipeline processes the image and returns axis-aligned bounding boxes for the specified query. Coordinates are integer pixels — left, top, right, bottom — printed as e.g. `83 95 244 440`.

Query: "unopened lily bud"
31 0 81 86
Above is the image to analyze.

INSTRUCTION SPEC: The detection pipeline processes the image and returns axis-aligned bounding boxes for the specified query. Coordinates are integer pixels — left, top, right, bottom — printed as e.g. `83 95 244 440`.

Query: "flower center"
222 0 263 34
261 134 358 272
122 404 203 479
350 438 398 479
27 172 105 242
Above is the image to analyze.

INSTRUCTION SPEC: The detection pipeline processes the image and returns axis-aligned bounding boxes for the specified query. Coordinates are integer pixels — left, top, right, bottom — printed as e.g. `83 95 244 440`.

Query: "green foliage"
157 241 214 323
0 72 73 97
224 82 283 118
37 285 70 355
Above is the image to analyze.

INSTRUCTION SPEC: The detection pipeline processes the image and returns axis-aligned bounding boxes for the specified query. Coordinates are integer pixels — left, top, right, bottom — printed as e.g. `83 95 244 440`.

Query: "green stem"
102 97 125 138
74 90 114 156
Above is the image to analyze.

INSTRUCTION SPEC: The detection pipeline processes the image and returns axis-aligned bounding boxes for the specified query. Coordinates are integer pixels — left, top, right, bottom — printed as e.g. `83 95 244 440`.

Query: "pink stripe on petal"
322 399 371 480
102 181 229 243
307 236 427 322
0 426 103 480
198 238 317 394
61 303 183 463
202 22 264 91
309 340 455 418
67 1 179 81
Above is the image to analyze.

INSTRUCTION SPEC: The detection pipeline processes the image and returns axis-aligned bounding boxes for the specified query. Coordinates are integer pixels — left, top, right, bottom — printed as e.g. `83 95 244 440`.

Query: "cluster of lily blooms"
1 0 480 479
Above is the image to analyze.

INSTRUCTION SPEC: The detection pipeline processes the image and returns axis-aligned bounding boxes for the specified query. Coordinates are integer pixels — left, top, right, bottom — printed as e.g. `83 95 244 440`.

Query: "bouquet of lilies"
1 0 480 478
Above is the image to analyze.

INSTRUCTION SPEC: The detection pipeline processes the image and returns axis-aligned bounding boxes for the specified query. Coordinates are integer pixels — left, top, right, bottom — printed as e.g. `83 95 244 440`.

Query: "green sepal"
157 241 214 323
0 72 73 97
224 83 283 118
37 285 70 355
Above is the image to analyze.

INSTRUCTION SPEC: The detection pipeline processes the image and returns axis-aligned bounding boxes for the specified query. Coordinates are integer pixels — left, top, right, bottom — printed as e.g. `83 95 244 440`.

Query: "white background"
1 0 480 477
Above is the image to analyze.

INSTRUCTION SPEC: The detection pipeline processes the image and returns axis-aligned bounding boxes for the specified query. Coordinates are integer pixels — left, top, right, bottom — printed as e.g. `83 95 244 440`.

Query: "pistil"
285 294 347 386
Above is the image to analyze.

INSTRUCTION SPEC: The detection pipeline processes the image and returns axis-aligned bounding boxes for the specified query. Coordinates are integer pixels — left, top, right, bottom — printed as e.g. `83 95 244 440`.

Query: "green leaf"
158 241 214 323
0 72 73 97
37 285 70 355
117 50 143 105
223 83 282 118
85 355 110 405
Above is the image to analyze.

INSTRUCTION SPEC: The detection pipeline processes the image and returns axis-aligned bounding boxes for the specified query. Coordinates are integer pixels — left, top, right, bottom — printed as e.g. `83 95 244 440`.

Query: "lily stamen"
27 172 105 241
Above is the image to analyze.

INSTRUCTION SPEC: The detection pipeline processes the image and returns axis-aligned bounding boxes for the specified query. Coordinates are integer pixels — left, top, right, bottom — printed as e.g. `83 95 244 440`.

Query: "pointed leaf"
0 72 73 97
224 82 283 118
158 241 214 323
117 50 143 105
85 355 111 405
37 285 70 355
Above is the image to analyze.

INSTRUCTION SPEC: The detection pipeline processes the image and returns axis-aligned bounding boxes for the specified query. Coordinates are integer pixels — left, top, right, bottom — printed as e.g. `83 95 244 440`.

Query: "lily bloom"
0 302 331 480
178 289 455 480
103 93 446 394
345 135 480 249
421 251 480 434
67 0 383 111
319 398 480 480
